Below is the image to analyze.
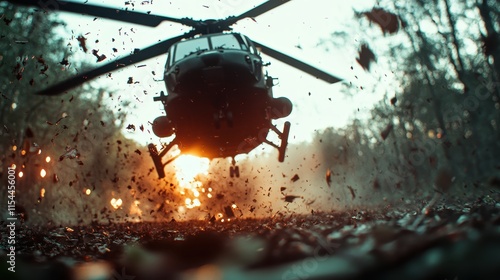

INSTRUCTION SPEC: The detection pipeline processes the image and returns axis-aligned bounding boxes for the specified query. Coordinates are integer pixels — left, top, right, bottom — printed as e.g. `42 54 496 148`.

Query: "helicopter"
9 0 341 178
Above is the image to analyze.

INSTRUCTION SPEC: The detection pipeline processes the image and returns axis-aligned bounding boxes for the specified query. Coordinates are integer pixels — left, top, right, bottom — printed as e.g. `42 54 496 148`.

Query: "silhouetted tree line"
0 3 154 224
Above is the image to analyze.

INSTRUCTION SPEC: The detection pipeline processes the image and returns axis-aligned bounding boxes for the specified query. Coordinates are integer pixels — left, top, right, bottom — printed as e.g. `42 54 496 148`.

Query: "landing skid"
148 138 179 179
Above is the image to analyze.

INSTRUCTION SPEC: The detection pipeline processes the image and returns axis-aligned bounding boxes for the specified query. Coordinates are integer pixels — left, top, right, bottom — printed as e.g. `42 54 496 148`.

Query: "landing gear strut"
229 158 239 178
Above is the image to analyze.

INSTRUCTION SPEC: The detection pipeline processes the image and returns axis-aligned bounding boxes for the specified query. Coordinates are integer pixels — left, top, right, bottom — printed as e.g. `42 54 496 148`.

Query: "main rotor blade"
227 0 291 25
37 33 194 96
253 41 342 84
8 0 194 27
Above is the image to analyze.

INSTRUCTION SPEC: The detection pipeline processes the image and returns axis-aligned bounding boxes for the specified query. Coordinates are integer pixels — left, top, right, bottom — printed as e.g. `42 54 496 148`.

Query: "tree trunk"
477 0 500 76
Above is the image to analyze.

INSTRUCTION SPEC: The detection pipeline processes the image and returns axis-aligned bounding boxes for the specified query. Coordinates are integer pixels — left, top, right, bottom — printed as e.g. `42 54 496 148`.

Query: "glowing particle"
21 150 26 156
110 198 123 209
185 197 201 209
193 198 201 207
18 171 23 178
428 130 435 138
12 145 17 151
85 189 91 195
232 204 237 209
40 169 46 178
46 156 51 163
40 188 45 198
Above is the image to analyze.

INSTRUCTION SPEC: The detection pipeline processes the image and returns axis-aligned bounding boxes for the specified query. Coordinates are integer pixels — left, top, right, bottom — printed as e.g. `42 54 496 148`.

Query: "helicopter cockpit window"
173 37 210 62
210 34 248 51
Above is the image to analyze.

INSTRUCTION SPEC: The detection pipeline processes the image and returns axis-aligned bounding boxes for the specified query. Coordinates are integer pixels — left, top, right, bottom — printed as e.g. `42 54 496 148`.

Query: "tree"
318 0 500 195
0 3 157 225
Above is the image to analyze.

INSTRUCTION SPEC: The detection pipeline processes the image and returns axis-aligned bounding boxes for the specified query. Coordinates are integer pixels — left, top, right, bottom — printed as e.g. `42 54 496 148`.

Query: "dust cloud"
10 127 423 227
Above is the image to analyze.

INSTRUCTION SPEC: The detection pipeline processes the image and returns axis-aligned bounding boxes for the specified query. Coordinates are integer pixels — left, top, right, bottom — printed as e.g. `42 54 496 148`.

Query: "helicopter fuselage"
152 33 292 159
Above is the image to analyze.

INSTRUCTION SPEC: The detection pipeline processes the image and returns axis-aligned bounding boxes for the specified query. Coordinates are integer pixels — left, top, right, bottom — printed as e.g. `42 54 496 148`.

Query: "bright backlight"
173 155 210 209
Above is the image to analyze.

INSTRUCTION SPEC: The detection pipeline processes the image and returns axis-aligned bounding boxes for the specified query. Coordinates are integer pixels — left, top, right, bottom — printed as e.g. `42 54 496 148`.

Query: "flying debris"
291 174 300 182
224 205 235 218
283 195 302 203
76 35 88 52
380 123 394 140
326 168 332 186
347 185 356 200
390 96 397 106
356 44 376 71
362 8 400 34
92 49 107 62
59 146 80 161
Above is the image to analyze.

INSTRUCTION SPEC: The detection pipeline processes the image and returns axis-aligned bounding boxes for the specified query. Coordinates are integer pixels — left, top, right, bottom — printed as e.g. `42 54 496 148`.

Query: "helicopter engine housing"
269 97 293 119
152 116 174 137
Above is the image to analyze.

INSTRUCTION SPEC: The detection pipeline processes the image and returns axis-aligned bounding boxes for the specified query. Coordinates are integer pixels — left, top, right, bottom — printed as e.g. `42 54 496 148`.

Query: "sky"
53 0 391 148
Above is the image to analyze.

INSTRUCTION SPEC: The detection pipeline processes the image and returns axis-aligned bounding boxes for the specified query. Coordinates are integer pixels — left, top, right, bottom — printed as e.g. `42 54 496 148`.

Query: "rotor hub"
192 19 232 35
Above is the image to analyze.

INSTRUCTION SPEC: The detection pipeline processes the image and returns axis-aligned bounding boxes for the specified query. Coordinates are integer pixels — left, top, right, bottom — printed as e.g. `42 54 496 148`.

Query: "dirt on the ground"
1 194 500 280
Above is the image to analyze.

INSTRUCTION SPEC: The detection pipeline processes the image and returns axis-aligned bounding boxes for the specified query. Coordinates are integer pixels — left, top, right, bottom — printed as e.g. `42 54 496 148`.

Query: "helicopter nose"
201 52 221 66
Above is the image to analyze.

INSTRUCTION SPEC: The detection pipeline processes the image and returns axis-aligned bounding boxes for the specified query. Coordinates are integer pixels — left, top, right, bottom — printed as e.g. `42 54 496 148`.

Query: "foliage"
0 3 155 225
319 0 500 198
